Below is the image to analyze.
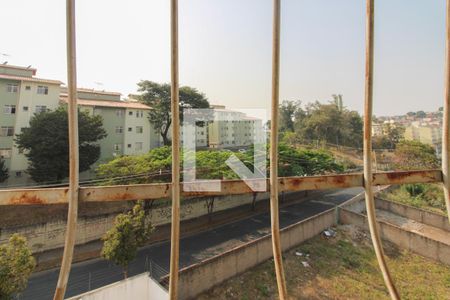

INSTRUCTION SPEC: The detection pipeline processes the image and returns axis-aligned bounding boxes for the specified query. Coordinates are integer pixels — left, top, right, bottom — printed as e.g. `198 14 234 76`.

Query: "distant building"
0 64 63 186
60 88 163 162
208 105 264 149
404 123 442 152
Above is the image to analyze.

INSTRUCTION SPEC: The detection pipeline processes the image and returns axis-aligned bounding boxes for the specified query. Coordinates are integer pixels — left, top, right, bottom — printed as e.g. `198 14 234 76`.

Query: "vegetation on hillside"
96 144 344 185
380 184 446 215
393 140 439 171
278 97 363 148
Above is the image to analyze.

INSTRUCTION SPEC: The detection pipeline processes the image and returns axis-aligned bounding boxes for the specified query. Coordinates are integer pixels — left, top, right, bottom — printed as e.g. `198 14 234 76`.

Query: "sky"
0 0 447 116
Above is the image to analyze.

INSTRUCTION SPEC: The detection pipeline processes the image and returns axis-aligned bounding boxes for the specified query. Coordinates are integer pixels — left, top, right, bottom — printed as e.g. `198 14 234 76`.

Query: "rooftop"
59 96 151 110
0 73 63 85
0 63 37 75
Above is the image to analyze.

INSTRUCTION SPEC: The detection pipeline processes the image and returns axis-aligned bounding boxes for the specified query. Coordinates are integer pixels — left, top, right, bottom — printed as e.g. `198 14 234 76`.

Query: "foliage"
393 140 439 170
0 234 36 299
381 184 446 214
137 81 210 145
96 146 172 185
284 98 363 148
15 107 107 183
373 124 405 149
101 201 154 278
96 144 344 185
279 100 301 133
276 143 344 177
0 157 8 183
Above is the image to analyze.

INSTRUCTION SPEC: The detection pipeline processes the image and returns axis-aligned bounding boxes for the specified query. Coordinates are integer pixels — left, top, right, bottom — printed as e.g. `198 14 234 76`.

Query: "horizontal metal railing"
0 169 441 205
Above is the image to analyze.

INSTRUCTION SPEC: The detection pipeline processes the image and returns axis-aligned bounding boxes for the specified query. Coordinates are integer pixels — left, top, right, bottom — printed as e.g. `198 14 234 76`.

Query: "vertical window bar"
270 0 288 299
53 0 79 299
168 0 181 298
363 1 399 299
442 0 450 224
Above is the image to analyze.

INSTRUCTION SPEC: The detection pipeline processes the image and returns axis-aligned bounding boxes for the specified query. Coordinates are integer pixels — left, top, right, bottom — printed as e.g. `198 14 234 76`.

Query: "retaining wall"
0 191 308 254
173 208 336 300
375 197 450 232
340 208 450 266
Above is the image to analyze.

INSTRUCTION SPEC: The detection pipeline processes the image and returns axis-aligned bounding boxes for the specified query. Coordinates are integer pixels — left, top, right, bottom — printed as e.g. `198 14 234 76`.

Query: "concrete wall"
0 191 285 254
375 197 450 232
173 208 336 300
339 208 450 266
67 272 168 300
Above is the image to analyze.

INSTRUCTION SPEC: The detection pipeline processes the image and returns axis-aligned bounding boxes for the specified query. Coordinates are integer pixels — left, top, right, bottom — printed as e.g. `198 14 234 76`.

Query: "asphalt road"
19 187 363 300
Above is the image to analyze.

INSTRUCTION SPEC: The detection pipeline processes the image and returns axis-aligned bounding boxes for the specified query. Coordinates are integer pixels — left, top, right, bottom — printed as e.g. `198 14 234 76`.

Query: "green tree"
96 146 172 185
15 107 107 183
0 157 8 183
279 100 301 133
101 202 154 278
393 140 439 170
137 81 210 145
0 234 36 299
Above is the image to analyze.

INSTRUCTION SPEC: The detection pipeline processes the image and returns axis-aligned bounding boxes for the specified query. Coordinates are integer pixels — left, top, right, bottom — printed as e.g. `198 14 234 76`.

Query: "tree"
137 81 210 145
101 202 154 278
0 157 8 183
393 140 439 171
279 100 300 133
0 234 36 299
15 107 107 183
96 146 172 185
293 98 363 148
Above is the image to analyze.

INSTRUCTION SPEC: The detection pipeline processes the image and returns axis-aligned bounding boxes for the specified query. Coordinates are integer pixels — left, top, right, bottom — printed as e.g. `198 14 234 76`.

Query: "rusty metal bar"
0 170 442 205
53 0 79 299
442 0 450 224
270 0 288 298
363 1 399 299
168 0 181 298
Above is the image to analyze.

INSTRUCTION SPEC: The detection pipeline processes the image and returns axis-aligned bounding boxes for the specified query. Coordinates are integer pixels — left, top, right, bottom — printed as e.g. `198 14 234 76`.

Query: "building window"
35 105 47 113
4 105 16 114
6 84 18 93
113 143 123 151
128 127 132 132
116 110 124 117
0 148 12 158
115 126 123 134
136 110 144 118
37 86 49 95
15 171 22 177
0 126 14 137
127 144 132 148
128 111 133 116
23 106 29 112
25 86 31 91
136 126 143 134
135 142 143 151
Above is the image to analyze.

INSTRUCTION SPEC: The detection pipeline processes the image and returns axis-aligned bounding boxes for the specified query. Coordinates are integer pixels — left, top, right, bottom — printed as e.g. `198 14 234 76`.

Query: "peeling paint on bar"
0 170 441 205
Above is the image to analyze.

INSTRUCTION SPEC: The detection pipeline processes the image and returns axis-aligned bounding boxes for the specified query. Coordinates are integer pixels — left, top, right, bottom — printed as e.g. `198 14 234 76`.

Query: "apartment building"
0 64 63 185
208 105 264 149
60 88 162 163
404 123 442 153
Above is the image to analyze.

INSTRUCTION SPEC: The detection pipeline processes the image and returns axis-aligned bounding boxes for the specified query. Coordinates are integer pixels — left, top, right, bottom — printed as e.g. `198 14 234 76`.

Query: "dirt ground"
198 225 450 300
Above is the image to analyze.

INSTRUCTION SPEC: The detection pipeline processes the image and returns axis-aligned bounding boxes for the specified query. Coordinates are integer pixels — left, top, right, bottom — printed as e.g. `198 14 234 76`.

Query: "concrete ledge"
375 197 450 232
340 208 450 266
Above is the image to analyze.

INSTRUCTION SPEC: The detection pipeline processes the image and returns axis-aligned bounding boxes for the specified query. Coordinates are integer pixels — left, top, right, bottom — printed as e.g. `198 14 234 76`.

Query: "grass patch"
198 226 450 300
